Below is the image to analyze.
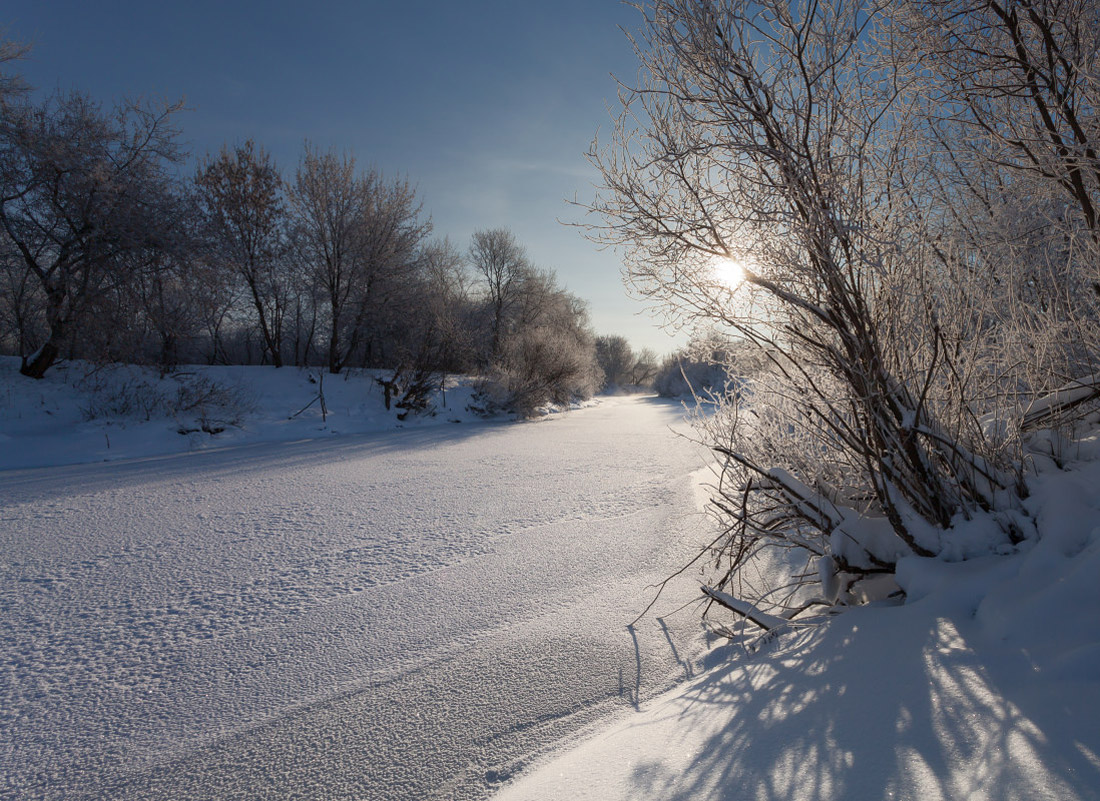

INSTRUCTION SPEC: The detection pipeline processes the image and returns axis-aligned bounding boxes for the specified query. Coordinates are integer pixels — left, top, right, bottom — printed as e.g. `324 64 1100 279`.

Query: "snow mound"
495 431 1100 801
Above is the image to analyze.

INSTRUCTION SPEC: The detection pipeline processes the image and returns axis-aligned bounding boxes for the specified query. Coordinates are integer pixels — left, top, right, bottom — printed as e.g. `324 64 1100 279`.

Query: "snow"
701 586 792 631
1021 372 1100 429
0 357 491 470
3 358 1099 801
0 364 712 800
495 435 1100 801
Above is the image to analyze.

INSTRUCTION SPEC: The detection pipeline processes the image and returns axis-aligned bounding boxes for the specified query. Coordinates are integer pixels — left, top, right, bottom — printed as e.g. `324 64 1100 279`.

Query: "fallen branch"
702 585 789 631
1022 373 1100 430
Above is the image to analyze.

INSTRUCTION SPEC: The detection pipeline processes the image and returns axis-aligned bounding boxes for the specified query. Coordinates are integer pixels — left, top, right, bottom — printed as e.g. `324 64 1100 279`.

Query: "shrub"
474 325 600 417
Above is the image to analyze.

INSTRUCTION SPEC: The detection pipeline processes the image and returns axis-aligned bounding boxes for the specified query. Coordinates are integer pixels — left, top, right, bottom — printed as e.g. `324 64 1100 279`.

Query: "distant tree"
286 267 322 368
195 139 289 367
290 145 430 373
189 258 243 366
468 228 530 362
0 237 44 357
132 251 204 370
0 91 190 378
413 237 474 373
652 335 735 399
373 238 475 417
630 348 659 387
595 334 634 389
476 265 600 416
289 146 359 373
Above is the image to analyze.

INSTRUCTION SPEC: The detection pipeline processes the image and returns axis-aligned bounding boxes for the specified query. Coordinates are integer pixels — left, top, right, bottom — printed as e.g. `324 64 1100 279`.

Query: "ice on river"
0 393 712 801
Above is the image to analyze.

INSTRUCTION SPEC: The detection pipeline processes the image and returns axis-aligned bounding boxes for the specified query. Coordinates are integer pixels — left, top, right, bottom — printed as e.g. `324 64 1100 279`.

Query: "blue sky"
3 0 688 355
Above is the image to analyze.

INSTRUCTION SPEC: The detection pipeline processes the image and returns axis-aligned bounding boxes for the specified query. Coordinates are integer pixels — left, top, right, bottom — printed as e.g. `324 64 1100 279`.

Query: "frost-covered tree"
466 232 601 416
593 336 658 391
595 334 634 389
898 0 1100 239
412 237 474 374
892 0 1100 420
195 140 290 368
373 238 475 416
290 145 430 373
0 91 190 378
589 0 1031 616
468 228 531 363
480 274 601 416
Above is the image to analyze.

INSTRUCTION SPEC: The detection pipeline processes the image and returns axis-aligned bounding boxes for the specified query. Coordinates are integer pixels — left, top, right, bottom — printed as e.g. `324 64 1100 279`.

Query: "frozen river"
0 396 711 800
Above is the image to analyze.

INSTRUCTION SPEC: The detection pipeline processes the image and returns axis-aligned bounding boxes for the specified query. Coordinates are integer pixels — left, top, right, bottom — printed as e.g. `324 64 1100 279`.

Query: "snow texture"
0 361 712 801
5 358 1100 801
495 434 1100 801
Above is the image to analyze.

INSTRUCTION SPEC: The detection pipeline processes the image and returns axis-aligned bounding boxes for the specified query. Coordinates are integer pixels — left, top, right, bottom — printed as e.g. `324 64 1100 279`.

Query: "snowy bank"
0 358 496 470
496 432 1100 801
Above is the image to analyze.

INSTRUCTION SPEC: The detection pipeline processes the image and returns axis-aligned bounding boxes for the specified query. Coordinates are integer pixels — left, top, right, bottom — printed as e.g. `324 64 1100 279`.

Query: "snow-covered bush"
652 335 758 399
76 365 253 433
375 364 441 420
474 324 600 418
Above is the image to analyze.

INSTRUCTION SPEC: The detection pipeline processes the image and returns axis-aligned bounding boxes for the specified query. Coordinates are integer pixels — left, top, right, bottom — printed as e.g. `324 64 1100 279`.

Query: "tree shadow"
622 605 1100 800
0 417 508 502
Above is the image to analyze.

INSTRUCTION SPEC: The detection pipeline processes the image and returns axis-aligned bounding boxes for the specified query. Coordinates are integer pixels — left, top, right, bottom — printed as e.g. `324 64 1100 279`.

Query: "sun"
709 256 745 289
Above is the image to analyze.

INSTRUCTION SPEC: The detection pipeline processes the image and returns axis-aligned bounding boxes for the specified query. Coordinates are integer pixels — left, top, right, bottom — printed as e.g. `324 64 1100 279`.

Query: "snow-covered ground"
497 437 1100 800
3 359 1099 801
0 360 712 800
0 357 491 470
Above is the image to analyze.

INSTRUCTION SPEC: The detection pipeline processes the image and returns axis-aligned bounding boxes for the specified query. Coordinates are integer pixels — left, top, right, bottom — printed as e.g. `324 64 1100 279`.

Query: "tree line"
0 46 605 415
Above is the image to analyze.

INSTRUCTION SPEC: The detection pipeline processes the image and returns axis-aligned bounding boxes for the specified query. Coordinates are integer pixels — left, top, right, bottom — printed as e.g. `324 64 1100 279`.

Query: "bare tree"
468 228 530 362
0 42 33 354
290 146 359 373
373 239 475 417
413 237 474 373
195 139 289 367
132 252 203 370
630 347 660 387
291 145 430 373
0 231 44 357
0 91 189 378
0 37 30 104
595 334 633 388
588 0 1028 613
189 257 242 365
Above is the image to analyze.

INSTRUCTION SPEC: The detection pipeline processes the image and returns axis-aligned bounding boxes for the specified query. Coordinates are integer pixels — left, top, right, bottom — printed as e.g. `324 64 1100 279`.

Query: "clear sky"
3 0 689 356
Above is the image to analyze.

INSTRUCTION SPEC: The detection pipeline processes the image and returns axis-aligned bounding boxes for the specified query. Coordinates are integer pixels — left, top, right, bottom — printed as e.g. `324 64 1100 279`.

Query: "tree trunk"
20 339 60 379
20 289 68 379
328 327 342 374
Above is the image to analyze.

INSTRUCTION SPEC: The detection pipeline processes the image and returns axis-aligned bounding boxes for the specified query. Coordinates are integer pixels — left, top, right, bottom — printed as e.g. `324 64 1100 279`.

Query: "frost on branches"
590 0 1100 628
